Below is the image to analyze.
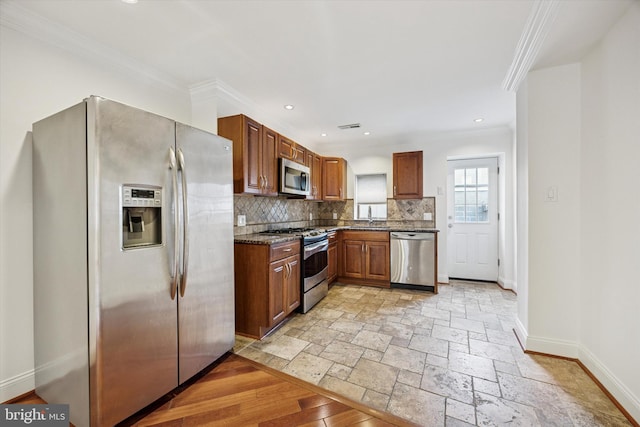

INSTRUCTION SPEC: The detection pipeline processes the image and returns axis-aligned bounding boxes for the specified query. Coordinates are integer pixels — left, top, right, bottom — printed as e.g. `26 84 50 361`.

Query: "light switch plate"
545 186 558 202
237 214 246 226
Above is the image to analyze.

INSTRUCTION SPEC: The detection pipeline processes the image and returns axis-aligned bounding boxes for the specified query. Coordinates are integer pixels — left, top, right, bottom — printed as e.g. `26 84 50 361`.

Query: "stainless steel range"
261 227 329 312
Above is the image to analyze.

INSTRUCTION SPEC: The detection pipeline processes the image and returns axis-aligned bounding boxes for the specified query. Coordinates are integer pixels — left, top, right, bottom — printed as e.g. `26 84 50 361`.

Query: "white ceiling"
2 0 634 148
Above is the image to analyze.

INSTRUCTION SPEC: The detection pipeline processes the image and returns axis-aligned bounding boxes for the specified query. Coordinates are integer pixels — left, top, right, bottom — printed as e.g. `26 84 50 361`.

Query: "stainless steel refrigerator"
32 96 235 426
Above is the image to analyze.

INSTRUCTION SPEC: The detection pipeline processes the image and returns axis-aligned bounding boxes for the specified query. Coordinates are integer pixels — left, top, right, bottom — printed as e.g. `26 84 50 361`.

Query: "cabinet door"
323 157 346 201
306 152 323 200
327 243 337 283
393 151 423 199
342 240 365 278
285 255 301 313
293 146 306 164
277 135 302 162
366 241 390 281
268 259 286 326
244 118 263 194
278 134 293 159
312 153 323 200
262 127 278 195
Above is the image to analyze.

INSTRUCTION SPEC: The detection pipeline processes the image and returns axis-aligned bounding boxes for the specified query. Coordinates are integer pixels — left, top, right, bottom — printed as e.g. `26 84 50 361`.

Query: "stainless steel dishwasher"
390 231 438 293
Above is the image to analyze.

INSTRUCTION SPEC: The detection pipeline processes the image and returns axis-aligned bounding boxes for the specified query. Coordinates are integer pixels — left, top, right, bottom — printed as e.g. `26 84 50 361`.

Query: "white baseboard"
512 324 639 423
579 345 640 423
514 316 578 358
514 317 528 349
0 369 34 403
497 276 517 292
525 334 579 358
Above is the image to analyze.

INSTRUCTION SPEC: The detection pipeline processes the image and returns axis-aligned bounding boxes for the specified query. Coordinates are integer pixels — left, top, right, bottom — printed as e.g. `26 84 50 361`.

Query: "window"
454 167 489 223
355 174 387 220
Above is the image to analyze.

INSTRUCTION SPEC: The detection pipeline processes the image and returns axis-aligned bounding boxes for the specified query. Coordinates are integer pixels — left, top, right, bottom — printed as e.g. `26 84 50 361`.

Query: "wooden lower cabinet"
327 231 338 285
339 230 390 287
269 255 300 325
234 240 300 339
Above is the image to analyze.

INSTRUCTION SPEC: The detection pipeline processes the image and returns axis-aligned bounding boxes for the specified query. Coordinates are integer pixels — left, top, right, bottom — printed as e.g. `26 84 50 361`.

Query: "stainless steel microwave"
280 158 310 196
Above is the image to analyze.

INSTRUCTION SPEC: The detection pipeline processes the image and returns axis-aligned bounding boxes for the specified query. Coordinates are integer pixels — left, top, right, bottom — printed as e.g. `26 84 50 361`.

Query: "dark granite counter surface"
233 234 301 245
326 225 439 233
235 226 439 244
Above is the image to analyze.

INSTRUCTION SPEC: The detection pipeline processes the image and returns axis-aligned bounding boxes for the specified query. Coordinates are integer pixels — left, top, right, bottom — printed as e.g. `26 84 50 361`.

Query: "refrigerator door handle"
169 147 179 300
177 148 190 297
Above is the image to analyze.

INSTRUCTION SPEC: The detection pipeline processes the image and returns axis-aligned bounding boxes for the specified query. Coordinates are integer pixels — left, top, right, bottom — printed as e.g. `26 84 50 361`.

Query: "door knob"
448 224 453 228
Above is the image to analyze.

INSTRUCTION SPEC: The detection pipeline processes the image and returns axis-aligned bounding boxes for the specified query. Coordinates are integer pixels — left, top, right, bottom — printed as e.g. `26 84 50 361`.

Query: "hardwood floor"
9 354 419 427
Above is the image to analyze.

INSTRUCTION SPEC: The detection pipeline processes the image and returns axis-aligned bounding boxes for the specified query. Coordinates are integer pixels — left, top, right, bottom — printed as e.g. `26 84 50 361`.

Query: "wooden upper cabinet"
323 157 347 201
218 114 277 195
278 135 306 164
306 151 323 200
393 151 423 199
261 127 278 195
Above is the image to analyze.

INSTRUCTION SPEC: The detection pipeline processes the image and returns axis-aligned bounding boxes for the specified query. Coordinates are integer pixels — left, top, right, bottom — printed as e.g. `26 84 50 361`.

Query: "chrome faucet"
367 206 374 224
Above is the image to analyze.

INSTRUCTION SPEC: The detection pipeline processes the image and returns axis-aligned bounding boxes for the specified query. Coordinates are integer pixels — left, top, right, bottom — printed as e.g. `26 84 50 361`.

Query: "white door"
447 158 498 281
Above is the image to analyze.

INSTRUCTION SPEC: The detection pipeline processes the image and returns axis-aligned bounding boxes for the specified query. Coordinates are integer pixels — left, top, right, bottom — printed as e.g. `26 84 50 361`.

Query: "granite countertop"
234 234 301 245
235 226 439 245
338 226 439 233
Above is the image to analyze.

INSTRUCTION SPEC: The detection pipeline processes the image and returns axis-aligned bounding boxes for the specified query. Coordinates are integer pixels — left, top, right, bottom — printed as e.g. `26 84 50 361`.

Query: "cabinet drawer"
342 230 389 242
270 240 300 261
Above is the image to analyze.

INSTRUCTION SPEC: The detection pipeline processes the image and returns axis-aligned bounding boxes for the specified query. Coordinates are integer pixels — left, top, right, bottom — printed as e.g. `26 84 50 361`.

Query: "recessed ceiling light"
121 0 138 4
474 118 484 123
284 105 294 110
363 131 371 136
321 133 327 137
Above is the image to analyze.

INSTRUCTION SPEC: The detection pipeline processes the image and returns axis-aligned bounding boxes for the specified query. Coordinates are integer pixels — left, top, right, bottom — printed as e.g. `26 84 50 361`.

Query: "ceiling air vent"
337 123 361 130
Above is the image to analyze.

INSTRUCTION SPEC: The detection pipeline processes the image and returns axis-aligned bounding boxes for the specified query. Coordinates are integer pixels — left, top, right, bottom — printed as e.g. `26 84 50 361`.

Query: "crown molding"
0 0 185 94
189 78 257 108
502 0 560 92
190 78 299 139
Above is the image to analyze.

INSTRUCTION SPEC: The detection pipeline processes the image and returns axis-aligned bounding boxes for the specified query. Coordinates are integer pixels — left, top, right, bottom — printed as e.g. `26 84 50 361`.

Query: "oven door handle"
304 240 329 258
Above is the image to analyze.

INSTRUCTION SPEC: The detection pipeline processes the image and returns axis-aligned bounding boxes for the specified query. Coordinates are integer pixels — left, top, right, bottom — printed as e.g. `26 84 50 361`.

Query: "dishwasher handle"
391 232 435 241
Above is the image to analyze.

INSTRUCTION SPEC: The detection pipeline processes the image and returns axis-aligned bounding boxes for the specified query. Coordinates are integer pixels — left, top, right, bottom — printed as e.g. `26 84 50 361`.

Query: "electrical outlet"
237 214 246 226
309 213 313 221
423 212 432 221
333 212 338 220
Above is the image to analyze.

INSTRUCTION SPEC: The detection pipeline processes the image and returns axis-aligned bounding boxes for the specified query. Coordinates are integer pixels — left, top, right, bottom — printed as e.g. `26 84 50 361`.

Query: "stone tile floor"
234 281 632 426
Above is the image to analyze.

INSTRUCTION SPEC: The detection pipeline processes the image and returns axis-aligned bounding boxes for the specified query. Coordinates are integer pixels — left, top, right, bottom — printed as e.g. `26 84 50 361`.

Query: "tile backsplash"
233 195 436 235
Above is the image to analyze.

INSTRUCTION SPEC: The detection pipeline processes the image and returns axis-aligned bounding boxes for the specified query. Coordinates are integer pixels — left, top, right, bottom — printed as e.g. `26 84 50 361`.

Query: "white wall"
517 3 640 420
321 127 516 287
579 2 640 419
515 77 529 339
521 63 583 356
0 26 191 401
